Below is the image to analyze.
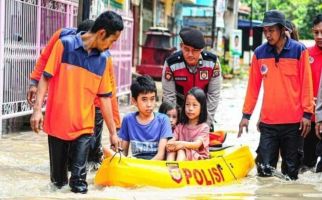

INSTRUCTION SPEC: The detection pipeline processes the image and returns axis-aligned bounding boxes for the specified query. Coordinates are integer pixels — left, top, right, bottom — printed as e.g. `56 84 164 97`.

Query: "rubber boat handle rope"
219 155 237 181
110 148 123 164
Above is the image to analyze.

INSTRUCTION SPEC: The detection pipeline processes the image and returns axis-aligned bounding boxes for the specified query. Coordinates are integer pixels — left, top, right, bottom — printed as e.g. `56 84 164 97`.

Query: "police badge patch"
200 70 209 80
165 71 172 81
167 163 182 184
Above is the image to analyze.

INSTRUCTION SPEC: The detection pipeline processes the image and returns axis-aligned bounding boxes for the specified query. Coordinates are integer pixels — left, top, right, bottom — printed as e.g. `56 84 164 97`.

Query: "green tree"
241 0 322 39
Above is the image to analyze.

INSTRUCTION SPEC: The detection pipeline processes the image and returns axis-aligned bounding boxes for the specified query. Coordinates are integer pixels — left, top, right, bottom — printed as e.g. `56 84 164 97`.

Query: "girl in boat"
166 87 210 161
159 101 180 132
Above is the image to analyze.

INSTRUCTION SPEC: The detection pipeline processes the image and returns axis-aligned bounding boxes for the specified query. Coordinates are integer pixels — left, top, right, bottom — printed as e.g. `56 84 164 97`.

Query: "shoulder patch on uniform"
213 71 220 78
166 51 184 66
165 70 173 81
201 51 217 62
213 62 220 78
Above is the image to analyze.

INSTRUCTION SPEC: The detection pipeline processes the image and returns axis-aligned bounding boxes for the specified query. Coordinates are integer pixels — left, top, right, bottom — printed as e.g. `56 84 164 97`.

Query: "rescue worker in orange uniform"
238 10 313 180
27 20 121 168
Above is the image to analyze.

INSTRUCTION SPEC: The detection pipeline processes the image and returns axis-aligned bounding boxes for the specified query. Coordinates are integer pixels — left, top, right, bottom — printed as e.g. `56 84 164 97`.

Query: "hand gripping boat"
95 146 254 188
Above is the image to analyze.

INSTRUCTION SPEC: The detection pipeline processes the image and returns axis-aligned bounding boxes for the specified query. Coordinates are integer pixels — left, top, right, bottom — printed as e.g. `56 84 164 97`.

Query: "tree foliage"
240 0 322 39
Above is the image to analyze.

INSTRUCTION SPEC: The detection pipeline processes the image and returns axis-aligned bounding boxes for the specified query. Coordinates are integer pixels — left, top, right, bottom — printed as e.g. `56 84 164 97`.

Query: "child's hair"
159 101 176 114
180 87 207 124
159 101 180 123
130 75 157 100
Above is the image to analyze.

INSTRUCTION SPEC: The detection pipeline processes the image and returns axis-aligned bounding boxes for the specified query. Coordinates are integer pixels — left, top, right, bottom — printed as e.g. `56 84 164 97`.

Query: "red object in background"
136 27 176 79
209 130 227 147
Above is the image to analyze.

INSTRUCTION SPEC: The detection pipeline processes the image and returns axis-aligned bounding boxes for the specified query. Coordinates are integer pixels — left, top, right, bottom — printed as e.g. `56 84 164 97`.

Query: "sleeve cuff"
303 112 312 120
43 71 53 78
242 113 251 120
29 79 38 86
97 92 112 97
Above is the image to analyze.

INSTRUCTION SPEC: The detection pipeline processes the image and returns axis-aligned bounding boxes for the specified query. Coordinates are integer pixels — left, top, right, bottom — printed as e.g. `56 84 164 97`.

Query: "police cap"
179 27 205 49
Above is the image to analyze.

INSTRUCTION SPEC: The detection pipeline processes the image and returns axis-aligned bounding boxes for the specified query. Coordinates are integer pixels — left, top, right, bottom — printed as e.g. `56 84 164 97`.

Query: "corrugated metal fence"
109 11 133 97
0 0 78 134
0 0 133 135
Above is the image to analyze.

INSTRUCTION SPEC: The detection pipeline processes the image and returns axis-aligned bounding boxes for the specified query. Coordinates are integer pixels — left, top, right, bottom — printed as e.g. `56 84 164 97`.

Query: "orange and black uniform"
303 44 322 167
242 38 313 179
30 28 121 164
43 33 113 188
30 28 121 129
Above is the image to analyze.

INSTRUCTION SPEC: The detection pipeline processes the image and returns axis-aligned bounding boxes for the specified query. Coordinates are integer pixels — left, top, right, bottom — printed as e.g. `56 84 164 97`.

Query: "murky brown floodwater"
1 79 322 199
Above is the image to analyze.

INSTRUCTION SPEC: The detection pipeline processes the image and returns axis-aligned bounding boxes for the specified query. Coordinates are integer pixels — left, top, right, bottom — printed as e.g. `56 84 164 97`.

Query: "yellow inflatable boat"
95 146 254 188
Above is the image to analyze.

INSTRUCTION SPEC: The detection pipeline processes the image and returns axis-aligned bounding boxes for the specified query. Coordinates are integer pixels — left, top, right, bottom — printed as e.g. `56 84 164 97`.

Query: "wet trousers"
48 134 91 189
88 107 104 163
256 122 302 180
302 123 319 167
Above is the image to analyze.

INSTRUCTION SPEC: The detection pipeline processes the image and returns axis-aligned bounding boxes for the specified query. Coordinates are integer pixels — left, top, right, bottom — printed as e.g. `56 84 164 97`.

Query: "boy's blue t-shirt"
119 112 173 159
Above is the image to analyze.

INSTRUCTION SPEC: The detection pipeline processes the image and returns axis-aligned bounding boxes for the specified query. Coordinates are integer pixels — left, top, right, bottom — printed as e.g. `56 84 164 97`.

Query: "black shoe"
257 164 273 177
70 179 88 194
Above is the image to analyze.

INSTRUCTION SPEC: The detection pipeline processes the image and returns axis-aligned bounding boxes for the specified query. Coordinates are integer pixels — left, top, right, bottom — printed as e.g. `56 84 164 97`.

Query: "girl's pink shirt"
174 123 210 160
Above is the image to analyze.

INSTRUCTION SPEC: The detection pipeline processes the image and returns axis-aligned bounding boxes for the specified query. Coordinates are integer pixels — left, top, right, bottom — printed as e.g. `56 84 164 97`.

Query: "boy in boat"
105 75 173 160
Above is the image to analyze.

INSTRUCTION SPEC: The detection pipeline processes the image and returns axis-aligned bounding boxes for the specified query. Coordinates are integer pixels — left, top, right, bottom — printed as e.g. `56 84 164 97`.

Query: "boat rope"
219 156 237 181
110 148 123 164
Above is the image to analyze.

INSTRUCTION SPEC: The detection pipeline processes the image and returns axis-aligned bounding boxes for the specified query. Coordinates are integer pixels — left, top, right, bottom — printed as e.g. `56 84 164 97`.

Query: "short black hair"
313 14 322 26
77 19 94 33
90 11 124 38
180 87 207 125
130 75 157 100
159 101 176 114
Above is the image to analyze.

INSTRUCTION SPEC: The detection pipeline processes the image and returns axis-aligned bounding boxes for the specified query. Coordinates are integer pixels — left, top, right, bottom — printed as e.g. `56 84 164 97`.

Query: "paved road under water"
1 79 322 199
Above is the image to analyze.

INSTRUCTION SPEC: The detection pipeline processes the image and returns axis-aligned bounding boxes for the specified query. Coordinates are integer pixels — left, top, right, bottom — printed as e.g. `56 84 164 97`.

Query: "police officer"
162 27 221 129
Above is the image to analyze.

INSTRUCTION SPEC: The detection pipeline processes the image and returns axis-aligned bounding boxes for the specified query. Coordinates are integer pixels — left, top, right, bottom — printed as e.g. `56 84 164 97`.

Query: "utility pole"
211 0 217 48
249 0 253 66
77 0 90 25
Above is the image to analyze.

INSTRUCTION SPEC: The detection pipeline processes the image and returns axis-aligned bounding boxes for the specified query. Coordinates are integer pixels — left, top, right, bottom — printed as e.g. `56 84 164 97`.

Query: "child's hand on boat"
166 141 185 152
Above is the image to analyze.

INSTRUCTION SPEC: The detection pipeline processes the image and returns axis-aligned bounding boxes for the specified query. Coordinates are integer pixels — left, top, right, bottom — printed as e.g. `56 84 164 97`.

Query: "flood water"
1 79 322 199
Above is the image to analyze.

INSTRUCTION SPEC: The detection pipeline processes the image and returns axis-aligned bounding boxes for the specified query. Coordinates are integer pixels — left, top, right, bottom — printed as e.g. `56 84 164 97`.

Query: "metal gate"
109 11 133 97
0 0 78 134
